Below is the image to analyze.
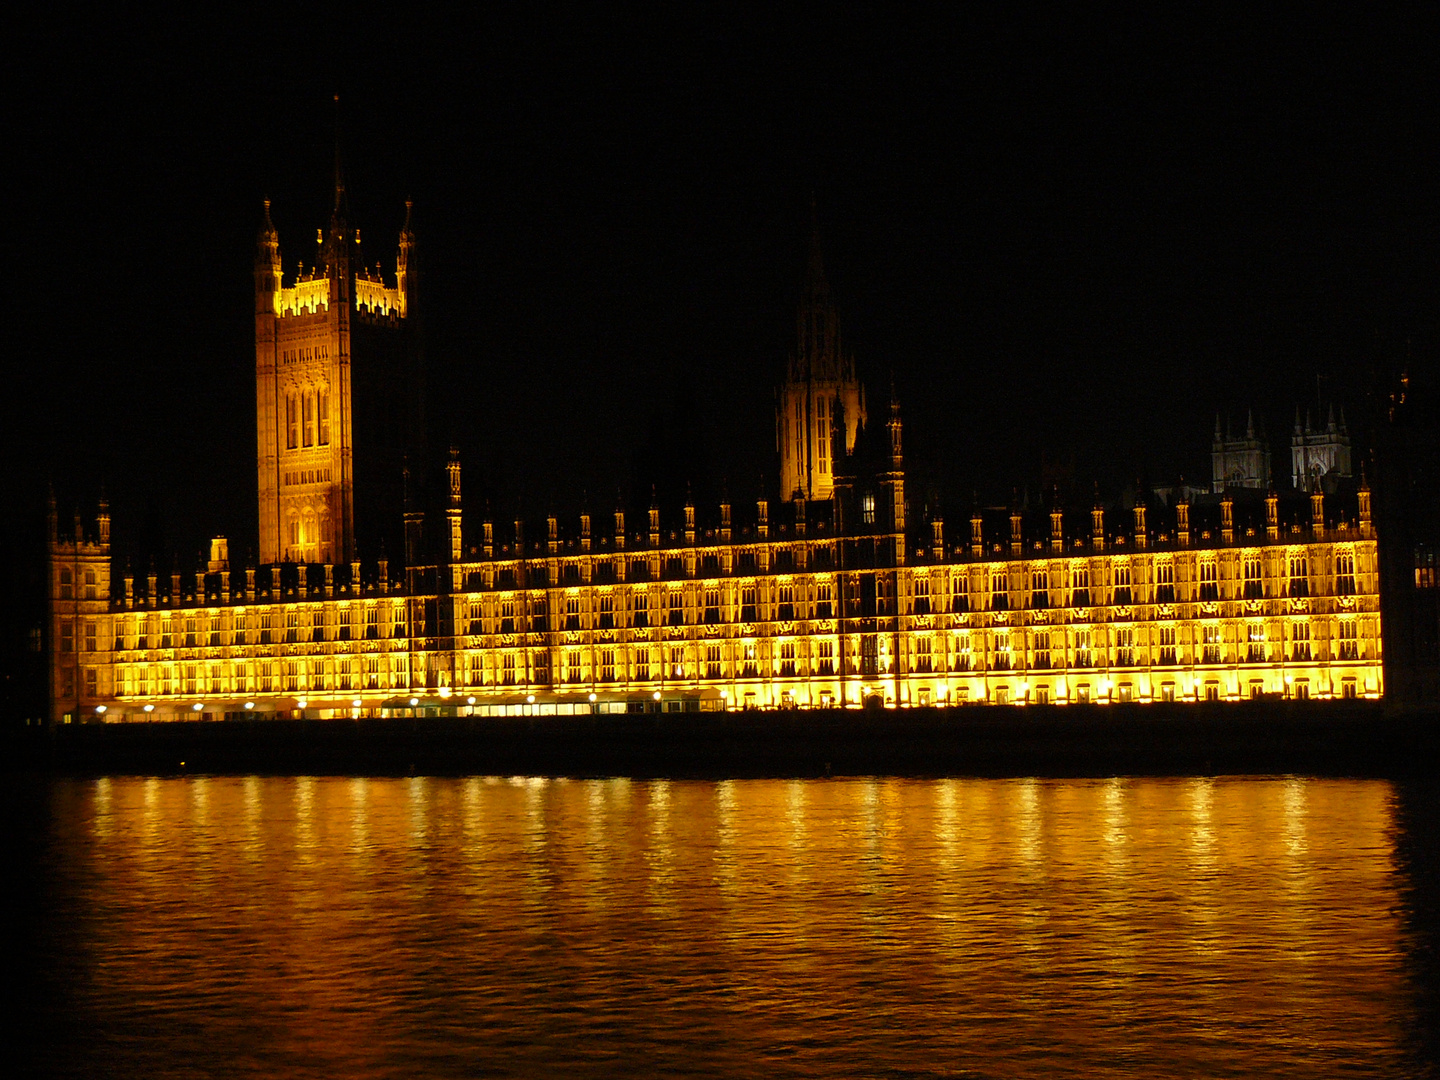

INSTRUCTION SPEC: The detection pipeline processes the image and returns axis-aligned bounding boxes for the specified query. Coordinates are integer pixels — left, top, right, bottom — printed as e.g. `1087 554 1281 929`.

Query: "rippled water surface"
17 776 1439 1077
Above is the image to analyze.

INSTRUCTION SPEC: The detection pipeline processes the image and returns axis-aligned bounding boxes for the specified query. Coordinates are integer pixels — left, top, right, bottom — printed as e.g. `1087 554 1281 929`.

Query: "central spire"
796 199 841 382
331 94 347 221
805 194 830 304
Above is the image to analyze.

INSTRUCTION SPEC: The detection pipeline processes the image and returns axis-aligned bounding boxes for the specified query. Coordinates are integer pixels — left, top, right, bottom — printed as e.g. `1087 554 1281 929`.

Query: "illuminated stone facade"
44 194 1385 723
49 469 1383 722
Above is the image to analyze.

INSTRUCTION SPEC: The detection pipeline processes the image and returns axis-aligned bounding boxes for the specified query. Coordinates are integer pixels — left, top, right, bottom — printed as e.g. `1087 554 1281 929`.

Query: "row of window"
284 389 331 450
56 567 100 600
106 606 408 651
462 549 1364 599
97 621 1372 683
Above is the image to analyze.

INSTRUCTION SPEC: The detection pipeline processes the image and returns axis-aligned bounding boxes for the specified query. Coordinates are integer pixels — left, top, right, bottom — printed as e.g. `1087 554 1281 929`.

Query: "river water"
14 775 1440 1077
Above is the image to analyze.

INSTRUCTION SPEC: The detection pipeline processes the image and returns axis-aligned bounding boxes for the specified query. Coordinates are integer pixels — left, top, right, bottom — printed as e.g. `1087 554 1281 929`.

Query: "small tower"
1211 409 1271 492
47 495 114 723
446 447 463 564
881 393 906 564
1358 466 1373 539
1291 400 1353 491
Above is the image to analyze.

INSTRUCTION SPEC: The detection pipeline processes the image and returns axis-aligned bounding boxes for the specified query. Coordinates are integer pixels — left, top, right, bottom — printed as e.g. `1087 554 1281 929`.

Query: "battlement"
355 275 406 317
273 276 331 317
269 270 407 319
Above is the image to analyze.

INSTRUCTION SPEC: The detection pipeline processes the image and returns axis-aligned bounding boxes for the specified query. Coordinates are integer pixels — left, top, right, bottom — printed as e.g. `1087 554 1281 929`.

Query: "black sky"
7 4 1440 570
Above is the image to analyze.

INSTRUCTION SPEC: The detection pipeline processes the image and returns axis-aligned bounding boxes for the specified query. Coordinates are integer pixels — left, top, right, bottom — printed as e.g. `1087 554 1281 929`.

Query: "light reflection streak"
44 776 1418 1078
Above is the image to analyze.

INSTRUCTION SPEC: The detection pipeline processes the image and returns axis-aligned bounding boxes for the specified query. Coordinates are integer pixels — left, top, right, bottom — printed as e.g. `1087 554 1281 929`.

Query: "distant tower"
254 135 422 566
1291 403 1352 490
1210 409 1271 492
47 493 113 723
777 209 867 501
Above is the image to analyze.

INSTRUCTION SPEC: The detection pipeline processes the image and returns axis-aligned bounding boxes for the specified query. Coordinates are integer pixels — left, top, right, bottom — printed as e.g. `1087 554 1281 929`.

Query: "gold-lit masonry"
47 484 1381 721
44 190 1383 722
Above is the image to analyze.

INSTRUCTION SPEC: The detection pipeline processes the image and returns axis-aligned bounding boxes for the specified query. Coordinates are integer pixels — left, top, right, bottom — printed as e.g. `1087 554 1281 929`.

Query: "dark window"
860 635 879 676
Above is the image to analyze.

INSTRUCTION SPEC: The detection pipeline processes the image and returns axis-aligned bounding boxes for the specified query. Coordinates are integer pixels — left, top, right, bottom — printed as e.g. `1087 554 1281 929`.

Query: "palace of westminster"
46 175 1386 723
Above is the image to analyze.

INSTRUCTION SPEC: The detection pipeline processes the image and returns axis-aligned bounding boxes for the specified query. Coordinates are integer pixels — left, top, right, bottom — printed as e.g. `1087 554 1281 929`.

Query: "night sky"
8 6 1440 574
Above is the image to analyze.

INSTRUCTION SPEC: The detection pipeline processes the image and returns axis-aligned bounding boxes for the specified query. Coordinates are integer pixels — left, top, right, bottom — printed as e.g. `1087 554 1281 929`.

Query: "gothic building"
254 168 423 568
1291 404 1353 491
777 220 866 502
1211 411 1271 492
44 188 1385 723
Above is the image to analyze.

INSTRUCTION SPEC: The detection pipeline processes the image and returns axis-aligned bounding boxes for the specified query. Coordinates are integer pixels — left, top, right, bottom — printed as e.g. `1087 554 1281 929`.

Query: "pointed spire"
1246 408 1254 439
331 94 346 218
796 195 840 380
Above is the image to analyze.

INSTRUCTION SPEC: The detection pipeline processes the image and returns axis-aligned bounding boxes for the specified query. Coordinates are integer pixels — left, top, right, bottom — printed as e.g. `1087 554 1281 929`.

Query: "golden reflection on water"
37 776 1421 1077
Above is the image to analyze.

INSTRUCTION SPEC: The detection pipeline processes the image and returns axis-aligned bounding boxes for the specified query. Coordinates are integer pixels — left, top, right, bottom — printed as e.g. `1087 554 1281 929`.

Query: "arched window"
317 389 330 445
302 393 315 447
286 395 298 450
